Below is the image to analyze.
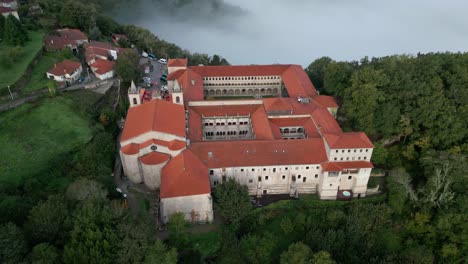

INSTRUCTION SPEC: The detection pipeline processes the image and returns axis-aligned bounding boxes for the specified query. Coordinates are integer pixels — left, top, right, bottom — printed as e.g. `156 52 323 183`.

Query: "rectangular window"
209 170 214 175
348 176 352 180
298 175 301 179
265 176 269 180
306 166 309 170
263 168 266 171
214 181 218 185
334 158 337 160
303 177 306 182
241 169 244 172
273 168 276 172
330 184 333 187
258 176 261 182
248 179 253 183
252 168 255 171
336 150 338 153
315 174 318 178
316 166 319 169
282 175 286 180
285 167 288 170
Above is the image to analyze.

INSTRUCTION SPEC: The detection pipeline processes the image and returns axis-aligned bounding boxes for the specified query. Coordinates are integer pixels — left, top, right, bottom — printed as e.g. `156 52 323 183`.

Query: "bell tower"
128 80 141 107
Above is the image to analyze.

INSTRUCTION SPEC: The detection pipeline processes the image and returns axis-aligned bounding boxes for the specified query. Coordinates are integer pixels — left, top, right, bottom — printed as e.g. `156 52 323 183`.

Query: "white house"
46 60 82 85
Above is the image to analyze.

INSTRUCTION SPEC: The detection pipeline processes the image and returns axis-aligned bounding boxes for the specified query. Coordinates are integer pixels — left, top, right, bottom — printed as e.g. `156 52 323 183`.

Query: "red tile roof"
251 106 275 140
168 58 188 67
281 65 318 97
91 59 115 74
85 47 109 63
160 150 211 198
263 98 293 114
120 143 139 155
1 0 17 4
47 60 81 76
139 151 171 165
0 6 14 13
139 151 170 165
269 117 320 138
313 95 338 108
178 69 204 105
45 29 88 50
86 41 115 50
189 138 328 168
321 161 374 172
323 132 374 149
121 138 186 155
167 69 185 81
121 99 186 142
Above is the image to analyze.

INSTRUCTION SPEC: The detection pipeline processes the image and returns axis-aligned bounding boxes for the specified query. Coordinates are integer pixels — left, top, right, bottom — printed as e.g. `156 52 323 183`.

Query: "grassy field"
0 95 97 187
0 31 45 89
23 50 79 93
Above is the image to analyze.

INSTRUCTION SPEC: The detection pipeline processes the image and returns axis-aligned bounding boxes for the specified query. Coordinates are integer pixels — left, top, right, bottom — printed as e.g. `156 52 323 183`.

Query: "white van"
158 58 167 64
142 51 148 58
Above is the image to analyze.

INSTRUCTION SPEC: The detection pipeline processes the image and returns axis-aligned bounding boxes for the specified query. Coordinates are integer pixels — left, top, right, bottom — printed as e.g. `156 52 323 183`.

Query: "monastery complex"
120 59 374 223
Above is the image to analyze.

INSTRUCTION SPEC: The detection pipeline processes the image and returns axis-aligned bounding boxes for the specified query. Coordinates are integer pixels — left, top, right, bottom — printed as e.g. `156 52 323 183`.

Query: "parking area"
139 57 167 88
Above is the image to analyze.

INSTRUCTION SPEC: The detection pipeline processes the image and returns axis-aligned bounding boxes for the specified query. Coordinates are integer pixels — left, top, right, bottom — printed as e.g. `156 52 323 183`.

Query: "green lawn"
23 51 79 93
0 31 45 90
0 96 95 187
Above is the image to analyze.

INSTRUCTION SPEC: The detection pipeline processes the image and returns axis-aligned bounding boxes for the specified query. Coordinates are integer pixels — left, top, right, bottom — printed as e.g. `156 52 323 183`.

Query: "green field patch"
0 96 95 187
0 31 45 89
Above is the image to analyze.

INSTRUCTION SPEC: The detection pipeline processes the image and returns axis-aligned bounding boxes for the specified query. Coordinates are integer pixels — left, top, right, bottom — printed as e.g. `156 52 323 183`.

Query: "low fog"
109 0 468 66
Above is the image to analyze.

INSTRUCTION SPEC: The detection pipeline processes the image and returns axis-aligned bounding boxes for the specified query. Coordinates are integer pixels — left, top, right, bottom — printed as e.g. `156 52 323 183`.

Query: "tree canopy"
213 178 252 223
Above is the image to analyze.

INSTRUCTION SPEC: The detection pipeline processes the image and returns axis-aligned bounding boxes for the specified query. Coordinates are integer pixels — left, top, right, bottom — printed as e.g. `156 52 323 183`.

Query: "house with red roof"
46 60 82 85
121 60 374 223
0 0 18 19
44 29 88 52
84 41 119 80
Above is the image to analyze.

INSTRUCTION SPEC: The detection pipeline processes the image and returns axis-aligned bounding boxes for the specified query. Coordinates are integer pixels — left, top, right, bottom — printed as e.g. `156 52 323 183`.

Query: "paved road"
0 78 115 113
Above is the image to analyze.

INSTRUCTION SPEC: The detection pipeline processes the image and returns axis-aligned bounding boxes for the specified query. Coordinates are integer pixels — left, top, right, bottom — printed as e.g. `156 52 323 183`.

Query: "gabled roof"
160 150 211 198
121 99 186 142
321 161 374 172
90 59 115 74
44 28 87 50
190 138 328 168
47 60 81 76
263 98 293 114
281 65 317 97
313 95 338 108
323 132 374 149
167 69 185 81
168 58 188 67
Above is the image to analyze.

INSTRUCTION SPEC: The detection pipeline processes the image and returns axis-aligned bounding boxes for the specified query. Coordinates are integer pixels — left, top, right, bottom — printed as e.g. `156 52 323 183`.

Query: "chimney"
208 152 213 159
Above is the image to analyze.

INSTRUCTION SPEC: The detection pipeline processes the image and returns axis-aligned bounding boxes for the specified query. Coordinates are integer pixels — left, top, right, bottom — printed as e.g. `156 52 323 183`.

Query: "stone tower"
128 80 141 107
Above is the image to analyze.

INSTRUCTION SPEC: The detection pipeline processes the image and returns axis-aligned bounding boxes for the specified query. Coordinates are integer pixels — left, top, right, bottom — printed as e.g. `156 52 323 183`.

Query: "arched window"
176 96 180 103
133 98 137 105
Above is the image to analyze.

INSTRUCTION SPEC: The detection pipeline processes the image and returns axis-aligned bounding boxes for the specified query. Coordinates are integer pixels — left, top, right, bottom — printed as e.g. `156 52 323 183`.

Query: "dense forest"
1 0 467 263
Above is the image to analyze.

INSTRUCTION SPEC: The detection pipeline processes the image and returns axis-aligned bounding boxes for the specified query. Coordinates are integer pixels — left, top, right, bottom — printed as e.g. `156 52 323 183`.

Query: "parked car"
148 53 157 60
142 51 148 58
78 76 85 83
158 58 167 64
